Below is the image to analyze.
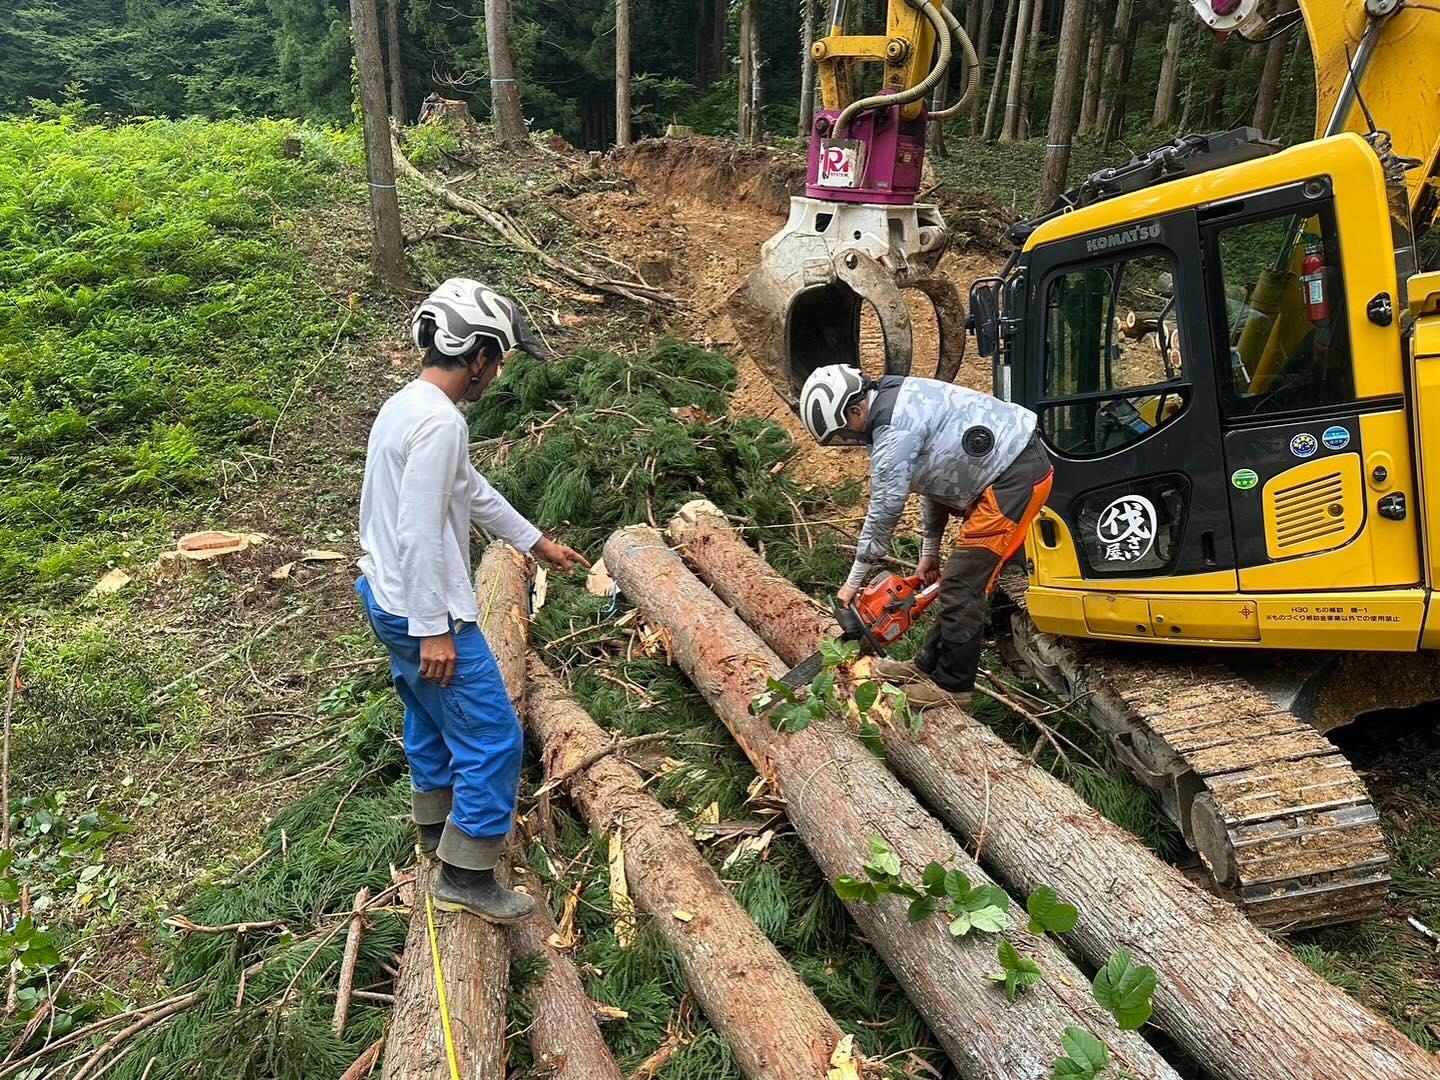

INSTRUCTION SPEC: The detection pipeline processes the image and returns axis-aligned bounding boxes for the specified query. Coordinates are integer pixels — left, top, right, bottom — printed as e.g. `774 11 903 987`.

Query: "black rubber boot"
416 822 444 856
433 863 536 924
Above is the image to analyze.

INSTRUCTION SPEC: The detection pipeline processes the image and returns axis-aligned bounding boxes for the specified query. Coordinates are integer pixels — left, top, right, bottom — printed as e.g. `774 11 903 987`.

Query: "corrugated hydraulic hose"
929 3 981 119
834 0 951 137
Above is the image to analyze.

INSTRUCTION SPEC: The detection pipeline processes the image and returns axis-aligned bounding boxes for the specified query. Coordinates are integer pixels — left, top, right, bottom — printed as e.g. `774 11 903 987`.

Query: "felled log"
508 864 625 1080
525 655 848 1079
381 542 529 1079
1121 309 1161 338
603 526 1178 1080
668 501 1440 1080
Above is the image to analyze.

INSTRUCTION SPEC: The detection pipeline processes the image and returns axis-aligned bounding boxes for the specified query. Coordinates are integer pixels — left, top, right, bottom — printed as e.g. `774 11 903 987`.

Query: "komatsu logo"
1085 222 1161 253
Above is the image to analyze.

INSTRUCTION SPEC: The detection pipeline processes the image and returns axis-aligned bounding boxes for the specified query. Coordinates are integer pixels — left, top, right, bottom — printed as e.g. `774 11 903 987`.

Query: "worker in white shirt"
356 278 587 923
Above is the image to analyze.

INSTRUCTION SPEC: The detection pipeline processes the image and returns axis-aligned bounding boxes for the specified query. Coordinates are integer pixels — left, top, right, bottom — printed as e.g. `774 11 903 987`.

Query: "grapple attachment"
729 195 967 408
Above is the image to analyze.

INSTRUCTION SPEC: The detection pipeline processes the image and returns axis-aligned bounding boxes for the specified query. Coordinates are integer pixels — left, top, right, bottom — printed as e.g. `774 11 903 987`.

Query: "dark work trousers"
915 435 1054 691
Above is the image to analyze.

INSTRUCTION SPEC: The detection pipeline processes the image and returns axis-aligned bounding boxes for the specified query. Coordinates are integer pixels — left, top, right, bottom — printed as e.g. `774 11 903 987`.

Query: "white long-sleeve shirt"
359 380 541 637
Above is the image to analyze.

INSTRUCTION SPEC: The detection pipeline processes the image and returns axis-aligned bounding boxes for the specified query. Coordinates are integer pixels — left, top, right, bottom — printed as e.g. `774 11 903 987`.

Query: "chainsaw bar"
780 651 825 691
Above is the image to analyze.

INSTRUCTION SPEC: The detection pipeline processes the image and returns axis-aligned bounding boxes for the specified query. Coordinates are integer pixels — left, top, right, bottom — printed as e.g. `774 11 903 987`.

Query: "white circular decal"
1096 495 1157 563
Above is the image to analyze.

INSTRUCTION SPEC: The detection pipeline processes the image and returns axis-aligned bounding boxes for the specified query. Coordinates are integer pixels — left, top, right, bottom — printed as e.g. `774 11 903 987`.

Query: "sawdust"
564 139 1006 492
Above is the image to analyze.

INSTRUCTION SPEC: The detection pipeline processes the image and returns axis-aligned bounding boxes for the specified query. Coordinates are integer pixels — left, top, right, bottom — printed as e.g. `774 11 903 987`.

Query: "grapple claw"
728 196 964 409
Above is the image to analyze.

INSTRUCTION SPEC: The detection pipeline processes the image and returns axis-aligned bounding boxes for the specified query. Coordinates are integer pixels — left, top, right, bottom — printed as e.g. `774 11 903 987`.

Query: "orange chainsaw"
780 572 942 690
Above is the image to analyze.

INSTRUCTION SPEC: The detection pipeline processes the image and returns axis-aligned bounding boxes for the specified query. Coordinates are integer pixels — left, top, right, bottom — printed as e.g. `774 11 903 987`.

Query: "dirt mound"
608 137 806 217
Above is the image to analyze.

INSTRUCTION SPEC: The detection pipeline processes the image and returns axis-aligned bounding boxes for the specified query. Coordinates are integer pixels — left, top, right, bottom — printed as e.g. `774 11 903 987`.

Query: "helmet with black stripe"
411 278 547 359
799 364 868 445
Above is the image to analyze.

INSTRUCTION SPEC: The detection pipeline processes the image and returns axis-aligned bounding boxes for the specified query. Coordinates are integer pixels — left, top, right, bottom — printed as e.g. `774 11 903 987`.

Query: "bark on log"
508 864 625 1080
604 525 1178 1080
381 542 529 1079
526 656 848 1078
381 861 507 1079
668 501 1440 1080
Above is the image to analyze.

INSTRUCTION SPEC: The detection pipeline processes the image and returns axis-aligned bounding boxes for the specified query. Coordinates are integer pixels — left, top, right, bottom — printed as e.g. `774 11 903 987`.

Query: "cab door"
1199 178 1422 595
1014 210 1239 600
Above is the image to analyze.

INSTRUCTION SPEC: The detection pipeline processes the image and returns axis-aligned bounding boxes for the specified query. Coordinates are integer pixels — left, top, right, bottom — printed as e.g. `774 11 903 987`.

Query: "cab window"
1210 206 1355 416
1040 252 1188 458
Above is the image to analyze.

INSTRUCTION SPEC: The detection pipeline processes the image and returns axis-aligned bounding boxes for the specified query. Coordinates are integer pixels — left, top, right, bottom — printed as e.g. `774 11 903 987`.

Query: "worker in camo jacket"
356 278 587 923
798 365 1052 708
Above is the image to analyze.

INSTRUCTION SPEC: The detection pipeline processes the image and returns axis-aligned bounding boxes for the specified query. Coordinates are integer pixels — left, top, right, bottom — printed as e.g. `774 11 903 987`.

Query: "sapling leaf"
763 678 797 703
943 869 972 901
0 878 18 905
854 680 880 713
1092 950 1157 1030
818 637 846 667
1055 1027 1108 1078
947 910 974 937
863 849 901 880
833 875 868 901
967 884 1012 913
838 639 862 664
908 896 937 923
921 862 948 897
856 718 885 757
811 671 836 700
1027 886 1080 935
987 938 1044 1000
968 905 1010 933
867 836 890 857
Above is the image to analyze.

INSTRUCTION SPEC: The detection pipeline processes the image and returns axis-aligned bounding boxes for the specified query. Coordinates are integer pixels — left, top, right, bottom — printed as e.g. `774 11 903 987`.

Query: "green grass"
0 115 362 602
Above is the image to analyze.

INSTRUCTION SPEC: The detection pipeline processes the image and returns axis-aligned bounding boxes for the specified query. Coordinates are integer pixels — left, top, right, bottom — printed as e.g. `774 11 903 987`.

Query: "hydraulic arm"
730 0 980 406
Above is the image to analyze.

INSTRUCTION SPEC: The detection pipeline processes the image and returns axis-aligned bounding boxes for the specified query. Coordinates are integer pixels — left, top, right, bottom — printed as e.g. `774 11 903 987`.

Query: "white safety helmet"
799 364 868 445
411 278 546 359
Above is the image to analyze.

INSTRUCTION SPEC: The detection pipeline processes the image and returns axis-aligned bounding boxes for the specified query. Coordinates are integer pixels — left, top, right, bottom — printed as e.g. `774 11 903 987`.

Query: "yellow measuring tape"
425 894 462 1080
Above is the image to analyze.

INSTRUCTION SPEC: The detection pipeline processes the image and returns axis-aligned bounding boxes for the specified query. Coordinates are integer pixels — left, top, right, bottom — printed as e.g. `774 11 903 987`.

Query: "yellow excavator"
739 0 1440 928
965 0 1440 930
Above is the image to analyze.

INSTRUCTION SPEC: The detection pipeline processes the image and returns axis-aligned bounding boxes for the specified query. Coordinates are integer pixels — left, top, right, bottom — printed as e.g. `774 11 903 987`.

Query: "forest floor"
7 119 1440 1077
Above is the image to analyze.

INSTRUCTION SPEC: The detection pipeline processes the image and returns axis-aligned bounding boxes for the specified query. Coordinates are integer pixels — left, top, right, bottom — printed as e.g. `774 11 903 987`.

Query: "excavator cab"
977 128 1430 649
730 0 979 407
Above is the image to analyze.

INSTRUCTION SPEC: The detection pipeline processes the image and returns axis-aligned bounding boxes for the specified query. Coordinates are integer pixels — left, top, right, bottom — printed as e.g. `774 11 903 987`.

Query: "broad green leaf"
1092 950 1157 1030
863 849 901 880
853 680 880 713
947 910 974 937
967 884 1011 913
921 862 948 897
1050 1057 1094 1079
763 678 796 703
811 671 836 700
856 719 885 757
943 869 971 901
968 905 1010 933
1059 1027 1108 1073
993 939 1044 1000
907 896 937 923
837 639 862 664
0 878 18 904
867 836 890 857
818 637 847 667
833 875 868 901
1027 886 1080 935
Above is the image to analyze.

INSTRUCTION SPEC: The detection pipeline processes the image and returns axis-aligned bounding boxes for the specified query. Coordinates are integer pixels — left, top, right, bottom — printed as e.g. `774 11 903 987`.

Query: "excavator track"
997 579 1390 932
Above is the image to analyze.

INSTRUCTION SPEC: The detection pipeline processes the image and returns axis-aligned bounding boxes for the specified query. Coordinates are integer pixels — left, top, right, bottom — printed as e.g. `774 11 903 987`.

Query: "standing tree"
967 0 998 132
1015 0 1046 138
982 0 1019 141
999 0 1033 140
484 0 528 145
739 0 755 142
616 0 632 145
1095 0 1134 148
386 0 405 120
1151 0 1185 128
799 0 817 134
1101 10 1139 149
1037 0 1087 209
1076 1 1108 135
1252 0 1296 135
349 0 406 283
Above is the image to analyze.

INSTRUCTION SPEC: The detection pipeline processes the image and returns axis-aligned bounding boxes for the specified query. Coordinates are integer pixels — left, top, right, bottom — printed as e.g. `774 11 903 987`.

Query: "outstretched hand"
533 537 591 573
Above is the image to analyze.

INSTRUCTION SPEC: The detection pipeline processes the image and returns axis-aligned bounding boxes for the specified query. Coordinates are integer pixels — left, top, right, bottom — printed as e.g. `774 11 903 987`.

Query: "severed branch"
162 916 288 936
339 1036 386 1080
532 733 675 798
332 888 371 1037
391 137 683 310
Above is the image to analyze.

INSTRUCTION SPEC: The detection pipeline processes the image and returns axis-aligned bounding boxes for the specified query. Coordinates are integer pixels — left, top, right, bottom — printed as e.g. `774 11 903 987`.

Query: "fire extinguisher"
1300 241 1330 323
